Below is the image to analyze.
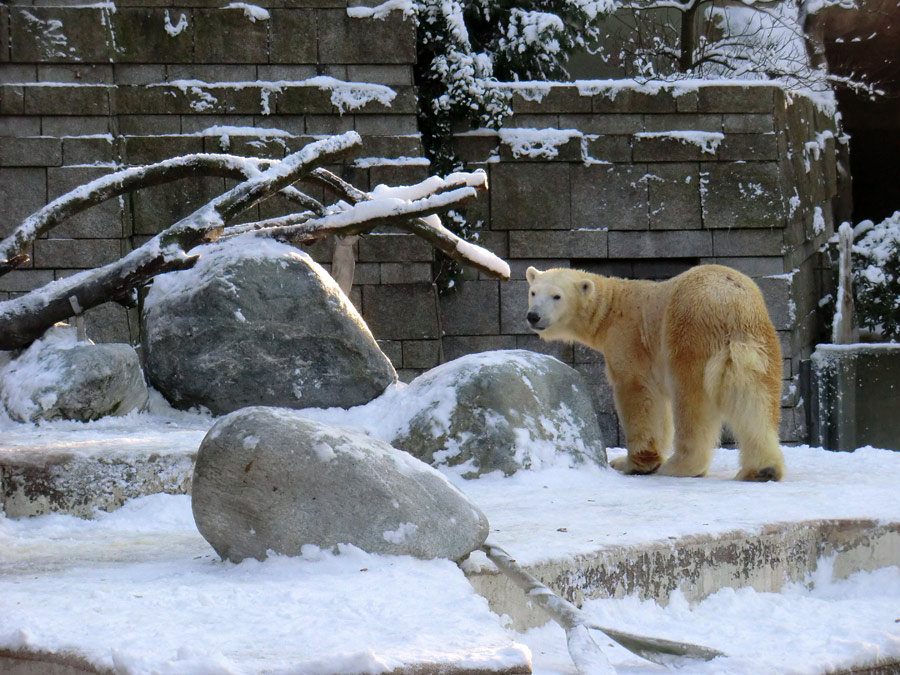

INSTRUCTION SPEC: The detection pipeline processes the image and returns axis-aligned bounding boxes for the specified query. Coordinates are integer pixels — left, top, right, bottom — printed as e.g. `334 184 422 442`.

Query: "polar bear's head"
525 267 595 341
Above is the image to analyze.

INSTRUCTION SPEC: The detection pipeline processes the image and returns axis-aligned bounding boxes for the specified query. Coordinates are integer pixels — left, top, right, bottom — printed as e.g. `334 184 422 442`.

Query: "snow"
1 405 899 674
225 2 271 22
633 131 725 154
498 128 581 159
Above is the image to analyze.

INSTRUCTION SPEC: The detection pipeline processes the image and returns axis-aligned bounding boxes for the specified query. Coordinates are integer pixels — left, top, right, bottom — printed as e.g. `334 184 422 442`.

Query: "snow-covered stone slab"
0 412 207 519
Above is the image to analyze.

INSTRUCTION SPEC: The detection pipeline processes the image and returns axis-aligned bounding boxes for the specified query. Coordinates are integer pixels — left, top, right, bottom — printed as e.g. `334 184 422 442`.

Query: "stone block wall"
1 3 847 446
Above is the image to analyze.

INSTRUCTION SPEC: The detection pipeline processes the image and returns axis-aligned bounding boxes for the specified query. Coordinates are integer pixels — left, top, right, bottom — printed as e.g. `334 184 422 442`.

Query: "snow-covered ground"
1 409 900 674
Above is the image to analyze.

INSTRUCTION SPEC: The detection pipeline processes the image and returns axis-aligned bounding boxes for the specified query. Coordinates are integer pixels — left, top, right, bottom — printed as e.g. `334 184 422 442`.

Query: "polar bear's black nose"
526 311 540 326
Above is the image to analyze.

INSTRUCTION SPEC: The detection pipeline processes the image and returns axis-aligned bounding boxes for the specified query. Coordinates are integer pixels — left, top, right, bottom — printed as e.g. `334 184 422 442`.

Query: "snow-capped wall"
0 3 847 445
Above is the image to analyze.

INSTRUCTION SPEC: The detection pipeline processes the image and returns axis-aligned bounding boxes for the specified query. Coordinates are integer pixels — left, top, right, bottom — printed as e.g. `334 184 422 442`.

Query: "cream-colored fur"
525 264 785 481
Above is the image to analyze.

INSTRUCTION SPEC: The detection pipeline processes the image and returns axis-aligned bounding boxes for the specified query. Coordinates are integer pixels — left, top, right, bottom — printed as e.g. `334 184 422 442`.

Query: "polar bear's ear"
579 279 594 295
525 266 541 284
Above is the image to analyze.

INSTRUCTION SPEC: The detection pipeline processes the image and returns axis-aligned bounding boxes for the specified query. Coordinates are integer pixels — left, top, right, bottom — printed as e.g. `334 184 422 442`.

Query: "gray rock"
0 325 148 423
141 236 397 416
192 406 490 563
391 350 608 477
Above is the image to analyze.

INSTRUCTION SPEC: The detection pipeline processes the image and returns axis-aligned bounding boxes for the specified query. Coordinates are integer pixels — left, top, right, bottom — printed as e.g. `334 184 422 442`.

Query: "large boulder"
0 325 148 423
390 350 608 477
141 235 396 415
192 406 490 563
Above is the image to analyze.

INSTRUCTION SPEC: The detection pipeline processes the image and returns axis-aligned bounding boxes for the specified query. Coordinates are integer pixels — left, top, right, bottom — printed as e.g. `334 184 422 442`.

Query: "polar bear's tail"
703 339 768 399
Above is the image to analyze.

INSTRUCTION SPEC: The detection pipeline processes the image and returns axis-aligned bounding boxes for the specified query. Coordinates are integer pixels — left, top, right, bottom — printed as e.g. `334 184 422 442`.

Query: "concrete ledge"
0 652 530 675
467 519 900 630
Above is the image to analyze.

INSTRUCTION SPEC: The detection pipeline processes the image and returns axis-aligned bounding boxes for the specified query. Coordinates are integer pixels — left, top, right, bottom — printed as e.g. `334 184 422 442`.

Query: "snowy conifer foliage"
852 212 900 341
413 0 616 171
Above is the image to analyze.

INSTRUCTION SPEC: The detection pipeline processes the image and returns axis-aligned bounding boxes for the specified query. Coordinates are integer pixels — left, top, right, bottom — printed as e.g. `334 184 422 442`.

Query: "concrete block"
376 339 402 368
647 162 702 230
589 87 678 114
120 135 204 165
0 168 46 240
117 115 182 136
41 116 112 137
490 163 571 230
716 133 779 161
166 64 257 83
181 114 255 134
112 9 194 63
0 86 25 116
361 283 439 340
296 114 350 136
755 274 794 330
33 238 122 269
712 228 784 257
347 65 413 86
0 116 39 137
608 230 712 258
131 176 225 235
439 280 499 336
114 64 167 85
0 137 62 167
633 133 719 162
582 135 631 163
47 166 126 239
0 269 54 293
266 9 317 63
452 133 500 164
702 162 786 229
697 86 777 113
499 279 529 335
723 113 775 134
38 64 114 84
257 65 319 81
441 335 518 362
701 256 785 278
23 84 110 116
354 114 418 136
559 113 642 135
62 136 116 166
9 7 113 62
193 8 269 63
508 229 608 259
402 339 441 369
380 262 432 284
354 134 424 160
508 86 590 114
358 233 432 262
508 259 570 280
572 164 648 230
0 66 35 84
642 114 722 132
0 5 8 64
515 334 573 364
317 9 415 64
674 89 699 113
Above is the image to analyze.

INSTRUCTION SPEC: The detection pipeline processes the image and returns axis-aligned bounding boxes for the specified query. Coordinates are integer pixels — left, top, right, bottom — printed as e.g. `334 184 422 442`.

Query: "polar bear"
525 264 785 481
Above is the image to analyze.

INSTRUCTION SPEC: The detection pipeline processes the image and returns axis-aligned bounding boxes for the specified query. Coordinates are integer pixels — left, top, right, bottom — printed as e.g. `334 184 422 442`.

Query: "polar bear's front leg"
608 377 671 475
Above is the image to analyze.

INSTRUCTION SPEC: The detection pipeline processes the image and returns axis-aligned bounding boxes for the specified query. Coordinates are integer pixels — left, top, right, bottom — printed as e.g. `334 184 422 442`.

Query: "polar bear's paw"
610 454 661 475
735 466 782 482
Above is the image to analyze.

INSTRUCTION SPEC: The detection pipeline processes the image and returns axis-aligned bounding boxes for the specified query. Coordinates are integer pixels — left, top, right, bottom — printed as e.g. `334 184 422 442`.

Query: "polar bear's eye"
553 294 561 300
530 290 535 297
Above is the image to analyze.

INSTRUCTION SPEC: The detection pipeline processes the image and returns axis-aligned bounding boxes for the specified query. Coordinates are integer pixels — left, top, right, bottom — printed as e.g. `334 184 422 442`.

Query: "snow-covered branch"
0 133 507 351
0 133 362 351
0 154 325 276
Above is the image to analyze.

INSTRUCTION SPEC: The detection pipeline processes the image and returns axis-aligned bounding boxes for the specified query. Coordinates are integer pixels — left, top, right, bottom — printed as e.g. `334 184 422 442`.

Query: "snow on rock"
142 234 396 416
0 325 148 424
346 0 416 20
634 130 725 154
191 406 490 562
224 2 270 21
498 127 581 159
157 78 396 115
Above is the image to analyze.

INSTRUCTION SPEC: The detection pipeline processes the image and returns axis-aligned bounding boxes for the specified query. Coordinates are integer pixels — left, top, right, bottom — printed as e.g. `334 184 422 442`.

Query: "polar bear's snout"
526 310 544 331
